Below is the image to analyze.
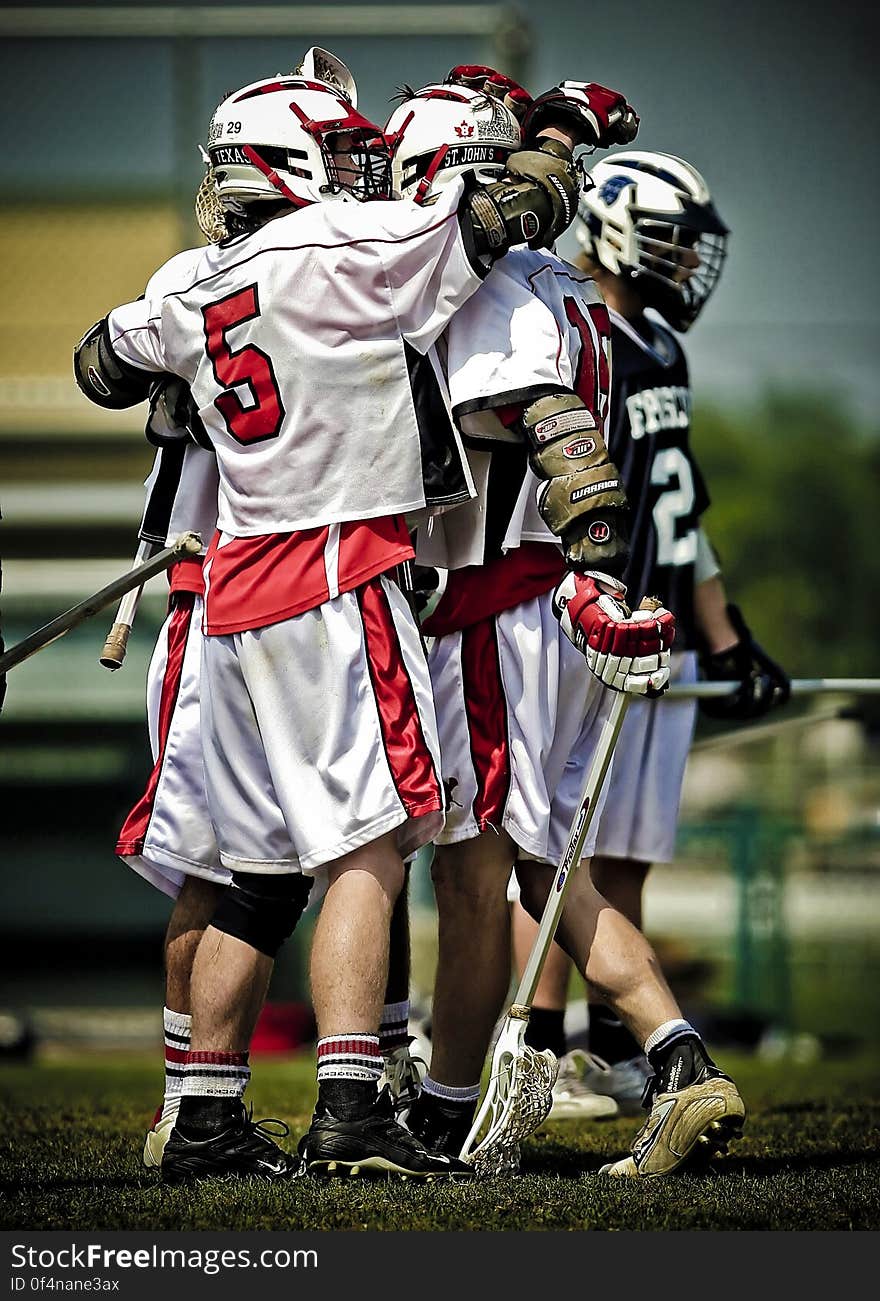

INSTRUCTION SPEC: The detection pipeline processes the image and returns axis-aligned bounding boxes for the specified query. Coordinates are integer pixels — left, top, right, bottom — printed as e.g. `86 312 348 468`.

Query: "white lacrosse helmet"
575 151 729 331
205 75 390 217
384 83 521 204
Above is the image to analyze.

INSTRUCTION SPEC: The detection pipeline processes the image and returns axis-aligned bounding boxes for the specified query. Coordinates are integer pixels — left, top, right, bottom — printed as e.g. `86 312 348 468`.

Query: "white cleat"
547 1051 619 1121
581 1053 653 1117
143 1098 180 1169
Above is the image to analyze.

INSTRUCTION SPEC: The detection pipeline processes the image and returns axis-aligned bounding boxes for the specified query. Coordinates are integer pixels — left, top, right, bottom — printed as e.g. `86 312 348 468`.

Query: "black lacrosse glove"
698 604 791 720
145 376 212 450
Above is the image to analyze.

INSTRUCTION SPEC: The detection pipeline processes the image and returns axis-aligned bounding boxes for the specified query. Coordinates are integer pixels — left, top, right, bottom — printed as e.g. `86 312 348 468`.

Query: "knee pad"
211 871 313 958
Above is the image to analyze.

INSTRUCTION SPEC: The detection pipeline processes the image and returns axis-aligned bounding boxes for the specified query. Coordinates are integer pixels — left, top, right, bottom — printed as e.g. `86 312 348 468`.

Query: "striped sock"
179 1050 251 1099
379 1001 410 1055
317 1034 383 1122
317 1034 383 1084
162 1007 191 1119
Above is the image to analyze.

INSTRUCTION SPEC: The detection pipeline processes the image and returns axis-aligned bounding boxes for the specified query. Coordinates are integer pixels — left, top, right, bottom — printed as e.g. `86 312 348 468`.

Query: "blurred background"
1 0 878 1065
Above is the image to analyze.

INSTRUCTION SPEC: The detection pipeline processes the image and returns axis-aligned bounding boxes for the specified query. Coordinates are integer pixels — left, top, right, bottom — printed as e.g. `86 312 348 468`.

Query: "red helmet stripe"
241 145 309 207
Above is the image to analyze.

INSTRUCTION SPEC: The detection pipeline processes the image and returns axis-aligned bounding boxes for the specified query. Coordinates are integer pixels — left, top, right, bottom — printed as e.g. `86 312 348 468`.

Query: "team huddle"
74 47 789 1185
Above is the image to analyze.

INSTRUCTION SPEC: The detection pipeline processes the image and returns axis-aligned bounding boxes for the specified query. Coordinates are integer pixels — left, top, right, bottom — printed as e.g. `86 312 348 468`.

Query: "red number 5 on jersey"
202 285 285 445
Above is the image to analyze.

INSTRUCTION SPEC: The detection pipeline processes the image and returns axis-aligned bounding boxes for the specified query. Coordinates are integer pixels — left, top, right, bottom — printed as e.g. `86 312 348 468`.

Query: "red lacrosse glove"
522 82 639 149
552 572 675 695
445 64 533 124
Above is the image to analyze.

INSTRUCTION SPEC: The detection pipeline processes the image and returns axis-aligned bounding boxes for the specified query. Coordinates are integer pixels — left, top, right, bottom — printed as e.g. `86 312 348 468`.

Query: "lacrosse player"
384 80 747 1178
511 152 789 1143
74 67 588 1181
112 50 427 1176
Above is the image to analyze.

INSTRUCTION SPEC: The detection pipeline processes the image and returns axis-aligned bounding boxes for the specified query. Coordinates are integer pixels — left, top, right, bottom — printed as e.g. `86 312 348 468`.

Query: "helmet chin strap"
414 145 451 205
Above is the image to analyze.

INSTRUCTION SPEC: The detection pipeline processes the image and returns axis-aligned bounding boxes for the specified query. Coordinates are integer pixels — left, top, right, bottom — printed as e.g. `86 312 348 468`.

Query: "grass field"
1 1049 878 1231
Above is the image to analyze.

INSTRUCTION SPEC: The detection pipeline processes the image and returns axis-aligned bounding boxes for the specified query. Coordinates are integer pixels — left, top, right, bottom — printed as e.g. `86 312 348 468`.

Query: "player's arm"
462 388 630 576
460 133 578 261
461 77 638 260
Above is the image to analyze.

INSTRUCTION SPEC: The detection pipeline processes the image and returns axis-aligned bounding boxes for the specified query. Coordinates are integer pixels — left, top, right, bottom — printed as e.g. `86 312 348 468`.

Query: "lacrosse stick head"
459 1007 558 1177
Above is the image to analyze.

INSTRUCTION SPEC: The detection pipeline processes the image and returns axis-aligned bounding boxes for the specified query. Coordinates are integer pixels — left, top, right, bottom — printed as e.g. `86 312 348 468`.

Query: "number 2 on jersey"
651 446 697 566
202 285 285 445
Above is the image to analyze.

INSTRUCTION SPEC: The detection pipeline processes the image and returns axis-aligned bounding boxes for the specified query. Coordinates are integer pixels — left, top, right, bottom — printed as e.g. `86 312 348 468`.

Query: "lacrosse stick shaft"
99 539 155 671
0 531 203 675
514 690 630 1009
665 678 880 699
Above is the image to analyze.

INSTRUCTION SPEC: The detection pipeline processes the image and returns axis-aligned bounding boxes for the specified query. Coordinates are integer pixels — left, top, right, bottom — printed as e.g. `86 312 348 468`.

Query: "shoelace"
241 1105 291 1145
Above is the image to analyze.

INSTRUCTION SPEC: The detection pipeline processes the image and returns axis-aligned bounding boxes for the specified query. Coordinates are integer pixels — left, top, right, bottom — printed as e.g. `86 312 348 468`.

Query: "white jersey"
108 182 482 536
419 247 612 569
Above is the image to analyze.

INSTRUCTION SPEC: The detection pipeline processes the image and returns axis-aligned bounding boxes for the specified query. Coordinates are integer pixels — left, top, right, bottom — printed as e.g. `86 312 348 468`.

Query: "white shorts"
117 593 228 899
591 650 698 864
428 589 614 865
201 574 445 874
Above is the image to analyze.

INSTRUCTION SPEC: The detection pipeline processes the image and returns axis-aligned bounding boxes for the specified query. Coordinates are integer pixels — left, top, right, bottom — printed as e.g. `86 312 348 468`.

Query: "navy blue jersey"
607 310 710 648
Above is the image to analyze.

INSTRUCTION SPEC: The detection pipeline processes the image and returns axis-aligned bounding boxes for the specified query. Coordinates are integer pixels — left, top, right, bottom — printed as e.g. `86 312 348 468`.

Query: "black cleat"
160 1103 300 1184
298 1085 474 1179
406 1091 476 1159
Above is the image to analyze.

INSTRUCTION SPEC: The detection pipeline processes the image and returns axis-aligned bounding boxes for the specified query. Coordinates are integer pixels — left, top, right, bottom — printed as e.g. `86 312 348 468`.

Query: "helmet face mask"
204 77 391 229
384 84 520 203
576 152 729 331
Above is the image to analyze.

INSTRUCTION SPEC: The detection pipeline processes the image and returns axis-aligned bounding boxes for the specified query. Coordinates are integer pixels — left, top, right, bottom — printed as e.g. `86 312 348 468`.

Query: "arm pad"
462 138 578 257
73 318 153 410
515 390 630 575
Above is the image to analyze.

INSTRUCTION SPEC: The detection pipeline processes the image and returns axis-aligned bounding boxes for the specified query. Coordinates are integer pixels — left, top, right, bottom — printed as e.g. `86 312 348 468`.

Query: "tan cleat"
143 1099 180 1169
599 1076 745 1178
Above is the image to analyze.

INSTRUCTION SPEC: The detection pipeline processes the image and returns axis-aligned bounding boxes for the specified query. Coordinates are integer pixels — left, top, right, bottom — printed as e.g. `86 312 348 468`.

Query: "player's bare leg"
584 855 655 1105
159 870 313 1182
189 928 274 1052
517 861 744 1176
299 832 473 1178
509 899 620 1119
378 869 427 1116
406 830 515 1155
591 855 650 929
310 831 403 1036
142 876 224 1167
163 875 224 1014
429 831 516 1085
516 862 678 1043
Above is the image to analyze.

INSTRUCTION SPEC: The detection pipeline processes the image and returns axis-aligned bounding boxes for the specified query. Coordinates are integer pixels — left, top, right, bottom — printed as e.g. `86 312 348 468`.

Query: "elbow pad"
462 139 578 259
518 390 630 576
73 318 153 410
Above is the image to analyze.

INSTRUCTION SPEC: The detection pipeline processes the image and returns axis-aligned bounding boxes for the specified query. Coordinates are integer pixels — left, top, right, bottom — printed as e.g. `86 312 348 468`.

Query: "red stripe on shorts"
461 616 510 831
357 577 442 817
116 594 195 856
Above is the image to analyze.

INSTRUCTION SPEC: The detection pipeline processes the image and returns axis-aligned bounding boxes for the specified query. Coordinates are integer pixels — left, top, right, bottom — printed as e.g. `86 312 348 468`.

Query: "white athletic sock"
421 1077 481 1104
178 1050 251 1099
162 1007 191 1118
643 1019 696 1058
316 1034 383 1084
